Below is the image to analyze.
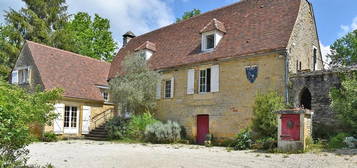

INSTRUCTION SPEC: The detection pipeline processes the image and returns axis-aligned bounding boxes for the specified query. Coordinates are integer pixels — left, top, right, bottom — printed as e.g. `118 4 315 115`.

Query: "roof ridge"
131 0 248 39
26 40 111 65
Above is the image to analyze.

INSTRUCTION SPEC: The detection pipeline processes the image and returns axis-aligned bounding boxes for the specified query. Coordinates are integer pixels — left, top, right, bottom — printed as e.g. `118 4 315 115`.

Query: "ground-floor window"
199 68 211 93
64 106 78 128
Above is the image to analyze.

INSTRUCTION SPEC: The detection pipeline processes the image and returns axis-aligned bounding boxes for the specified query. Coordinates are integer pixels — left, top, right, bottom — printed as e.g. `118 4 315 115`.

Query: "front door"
63 106 79 134
197 115 209 144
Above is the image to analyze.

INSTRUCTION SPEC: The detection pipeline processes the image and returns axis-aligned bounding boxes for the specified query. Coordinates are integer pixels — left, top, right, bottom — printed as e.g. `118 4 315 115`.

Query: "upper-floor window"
199 68 211 93
201 31 223 52
164 80 172 98
313 47 317 71
102 91 109 102
205 34 215 50
12 67 30 84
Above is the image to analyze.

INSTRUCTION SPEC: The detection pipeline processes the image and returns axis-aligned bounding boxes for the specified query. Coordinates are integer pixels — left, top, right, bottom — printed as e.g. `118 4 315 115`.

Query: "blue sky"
0 0 356 52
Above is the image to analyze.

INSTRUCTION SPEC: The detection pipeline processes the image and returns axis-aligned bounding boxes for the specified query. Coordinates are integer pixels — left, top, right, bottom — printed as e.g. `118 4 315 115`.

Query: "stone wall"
156 52 286 141
287 0 324 73
289 70 341 137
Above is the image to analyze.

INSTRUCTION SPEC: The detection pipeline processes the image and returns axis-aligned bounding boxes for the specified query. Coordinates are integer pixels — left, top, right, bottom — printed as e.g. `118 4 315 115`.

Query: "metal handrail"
92 108 114 128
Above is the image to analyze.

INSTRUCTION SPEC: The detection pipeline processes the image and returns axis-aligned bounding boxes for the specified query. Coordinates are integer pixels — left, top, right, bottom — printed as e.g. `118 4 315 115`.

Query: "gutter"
283 49 289 104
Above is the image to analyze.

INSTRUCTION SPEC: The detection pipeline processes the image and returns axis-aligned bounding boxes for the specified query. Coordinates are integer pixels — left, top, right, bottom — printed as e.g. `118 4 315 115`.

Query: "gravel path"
27 140 357 168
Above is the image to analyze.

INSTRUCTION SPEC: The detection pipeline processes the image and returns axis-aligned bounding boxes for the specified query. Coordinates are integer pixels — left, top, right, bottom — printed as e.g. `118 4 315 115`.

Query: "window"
103 91 109 102
199 68 211 93
165 80 171 98
64 106 78 128
18 68 29 84
206 34 215 49
313 47 317 71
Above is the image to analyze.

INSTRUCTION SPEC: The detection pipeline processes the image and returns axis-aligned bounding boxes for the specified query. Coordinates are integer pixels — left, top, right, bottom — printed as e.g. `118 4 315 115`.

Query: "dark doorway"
197 115 209 144
300 88 312 109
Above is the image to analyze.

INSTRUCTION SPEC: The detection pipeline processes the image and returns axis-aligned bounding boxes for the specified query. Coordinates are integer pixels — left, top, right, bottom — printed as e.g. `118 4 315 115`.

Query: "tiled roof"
135 41 157 52
200 18 226 34
109 0 301 79
26 41 110 102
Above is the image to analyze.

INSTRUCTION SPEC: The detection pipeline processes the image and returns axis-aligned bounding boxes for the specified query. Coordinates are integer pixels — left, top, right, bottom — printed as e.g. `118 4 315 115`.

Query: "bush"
105 117 130 140
41 132 58 142
251 91 286 140
230 128 253 150
252 137 277 150
144 121 181 144
128 113 158 140
328 133 349 149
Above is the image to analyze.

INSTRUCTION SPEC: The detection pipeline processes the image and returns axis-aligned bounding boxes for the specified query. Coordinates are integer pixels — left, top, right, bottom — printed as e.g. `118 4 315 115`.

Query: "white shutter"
11 70 18 84
211 65 220 92
82 106 91 134
187 69 195 94
53 103 65 134
170 77 174 98
156 81 161 99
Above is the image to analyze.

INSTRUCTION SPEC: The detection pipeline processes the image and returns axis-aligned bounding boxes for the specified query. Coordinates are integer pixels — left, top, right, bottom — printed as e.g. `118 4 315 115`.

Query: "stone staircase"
84 124 108 141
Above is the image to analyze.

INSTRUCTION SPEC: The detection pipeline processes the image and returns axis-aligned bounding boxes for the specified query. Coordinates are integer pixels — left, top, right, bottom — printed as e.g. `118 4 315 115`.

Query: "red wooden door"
281 114 300 141
197 115 209 144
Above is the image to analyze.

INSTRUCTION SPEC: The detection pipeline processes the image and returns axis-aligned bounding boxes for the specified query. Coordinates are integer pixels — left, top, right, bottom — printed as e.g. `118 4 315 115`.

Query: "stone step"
85 136 108 141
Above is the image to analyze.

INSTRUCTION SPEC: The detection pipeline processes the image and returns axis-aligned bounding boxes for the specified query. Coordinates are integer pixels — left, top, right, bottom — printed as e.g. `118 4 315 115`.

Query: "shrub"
0 80 62 164
41 132 58 142
105 117 130 140
328 133 349 149
144 121 181 144
230 128 253 150
128 113 158 140
252 137 277 150
251 91 286 140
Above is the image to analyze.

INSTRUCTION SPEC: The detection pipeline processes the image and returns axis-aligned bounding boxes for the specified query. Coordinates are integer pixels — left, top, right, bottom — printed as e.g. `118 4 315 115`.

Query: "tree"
64 12 117 61
176 9 201 22
251 91 286 139
330 72 357 136
328 29 357 67
0 80 62 166
109 53 160 115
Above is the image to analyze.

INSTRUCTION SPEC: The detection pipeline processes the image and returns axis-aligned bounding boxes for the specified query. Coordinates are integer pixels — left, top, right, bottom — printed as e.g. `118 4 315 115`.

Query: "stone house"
109 0 324 143
11 41 114 137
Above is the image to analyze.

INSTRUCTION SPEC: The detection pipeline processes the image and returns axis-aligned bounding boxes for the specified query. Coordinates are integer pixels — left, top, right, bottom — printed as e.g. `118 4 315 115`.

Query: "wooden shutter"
187 69 195 94
156 81 161 99
82 106 91 134
53 103 65 134
11 70 18 84
211 65 220 92
170 77 174 98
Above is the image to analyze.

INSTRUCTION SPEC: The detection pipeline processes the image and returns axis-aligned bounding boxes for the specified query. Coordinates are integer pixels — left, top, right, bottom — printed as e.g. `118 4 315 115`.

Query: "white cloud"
320 42 331 69
339 16 357 37
66 0 175 45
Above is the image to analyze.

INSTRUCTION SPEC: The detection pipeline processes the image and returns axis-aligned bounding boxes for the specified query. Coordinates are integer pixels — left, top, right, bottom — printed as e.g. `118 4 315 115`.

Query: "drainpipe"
284 50 289 105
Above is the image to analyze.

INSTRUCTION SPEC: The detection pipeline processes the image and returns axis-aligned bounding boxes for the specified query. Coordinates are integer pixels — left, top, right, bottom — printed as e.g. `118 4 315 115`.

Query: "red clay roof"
109 0 301 79
135 41 157 52
200 18 226 34
26 41 110 102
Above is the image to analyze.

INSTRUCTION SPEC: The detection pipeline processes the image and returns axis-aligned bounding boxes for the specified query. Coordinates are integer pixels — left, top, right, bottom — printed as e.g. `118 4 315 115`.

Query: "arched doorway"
300 88 312 109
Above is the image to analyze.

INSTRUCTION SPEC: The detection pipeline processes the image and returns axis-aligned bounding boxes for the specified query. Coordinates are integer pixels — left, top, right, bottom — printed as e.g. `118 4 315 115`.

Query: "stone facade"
156 52 286 140
287 0 324 73
289 70 341 137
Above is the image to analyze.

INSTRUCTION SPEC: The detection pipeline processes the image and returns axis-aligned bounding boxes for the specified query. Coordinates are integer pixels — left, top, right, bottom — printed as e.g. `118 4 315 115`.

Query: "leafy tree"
109 53 160 115
328 29 357 67
330 72 357 136
251 91 286 139
176 9 201 22
0 79 62 166
64 12 117 61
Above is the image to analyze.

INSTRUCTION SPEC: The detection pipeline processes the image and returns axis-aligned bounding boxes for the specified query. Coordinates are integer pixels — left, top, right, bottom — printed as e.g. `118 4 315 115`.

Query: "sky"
0 0 357 61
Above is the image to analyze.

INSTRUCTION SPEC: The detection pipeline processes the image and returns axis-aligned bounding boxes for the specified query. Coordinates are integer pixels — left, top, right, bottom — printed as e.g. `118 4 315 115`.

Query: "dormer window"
200 18 226 52
135 41 156 60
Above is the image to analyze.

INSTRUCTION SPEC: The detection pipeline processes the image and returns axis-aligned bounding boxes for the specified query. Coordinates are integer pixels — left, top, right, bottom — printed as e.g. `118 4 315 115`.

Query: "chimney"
123 31 136 47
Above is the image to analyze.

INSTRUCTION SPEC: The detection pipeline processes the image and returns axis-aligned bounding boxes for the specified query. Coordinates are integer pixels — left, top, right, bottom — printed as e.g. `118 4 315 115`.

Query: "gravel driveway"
27 140 357 168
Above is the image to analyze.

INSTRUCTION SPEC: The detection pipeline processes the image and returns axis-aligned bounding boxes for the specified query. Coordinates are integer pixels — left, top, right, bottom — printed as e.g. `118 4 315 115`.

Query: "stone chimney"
123 31 136 47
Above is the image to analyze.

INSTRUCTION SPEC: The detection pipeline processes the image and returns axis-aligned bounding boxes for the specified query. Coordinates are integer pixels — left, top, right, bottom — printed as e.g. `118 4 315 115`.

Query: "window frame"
16 66 30 84
199 68 211 93
202 32 216 52
164 79 172 99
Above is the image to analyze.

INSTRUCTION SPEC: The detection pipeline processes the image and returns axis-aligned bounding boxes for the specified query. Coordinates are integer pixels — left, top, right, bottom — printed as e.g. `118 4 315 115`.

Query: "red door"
281 114 300 141
197 115 209 144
